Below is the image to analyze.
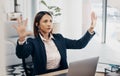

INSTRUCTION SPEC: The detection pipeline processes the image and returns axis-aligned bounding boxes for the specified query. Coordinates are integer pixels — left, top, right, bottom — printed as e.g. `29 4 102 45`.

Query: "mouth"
47 28 52 30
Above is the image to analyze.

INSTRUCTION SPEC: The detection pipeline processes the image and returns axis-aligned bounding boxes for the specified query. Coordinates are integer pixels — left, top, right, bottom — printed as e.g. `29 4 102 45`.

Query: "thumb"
26 31 33 36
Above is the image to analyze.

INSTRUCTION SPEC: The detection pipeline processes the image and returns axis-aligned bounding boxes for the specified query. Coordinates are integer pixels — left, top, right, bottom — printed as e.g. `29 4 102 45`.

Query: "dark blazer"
16 31 95 75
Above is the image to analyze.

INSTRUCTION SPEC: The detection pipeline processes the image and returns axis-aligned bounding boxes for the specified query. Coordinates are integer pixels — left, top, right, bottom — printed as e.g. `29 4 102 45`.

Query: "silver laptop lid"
67 57 99 76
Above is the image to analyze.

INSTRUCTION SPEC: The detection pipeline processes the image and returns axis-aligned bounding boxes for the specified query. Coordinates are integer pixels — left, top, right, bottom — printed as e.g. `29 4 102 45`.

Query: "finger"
26 31 33 36
12 25 17 30
91 12 95 20
17 17 21 25
92 12 95 16
22 18 28 27
12 25 20 34
20 15 22 21
19 15 23 23
91 12 97 25
24 18 28 26
17 15 23 25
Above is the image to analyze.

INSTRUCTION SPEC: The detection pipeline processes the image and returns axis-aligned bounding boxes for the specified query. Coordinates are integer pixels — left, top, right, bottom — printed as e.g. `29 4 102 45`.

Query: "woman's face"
38 14 53 34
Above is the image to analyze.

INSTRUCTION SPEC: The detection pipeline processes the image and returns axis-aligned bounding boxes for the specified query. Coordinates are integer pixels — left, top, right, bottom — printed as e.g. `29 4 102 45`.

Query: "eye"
43 19 52 23
43 20 48 23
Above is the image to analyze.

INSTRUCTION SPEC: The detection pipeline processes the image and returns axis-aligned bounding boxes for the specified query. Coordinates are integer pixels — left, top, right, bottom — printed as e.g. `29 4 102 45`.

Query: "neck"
40 31 50 40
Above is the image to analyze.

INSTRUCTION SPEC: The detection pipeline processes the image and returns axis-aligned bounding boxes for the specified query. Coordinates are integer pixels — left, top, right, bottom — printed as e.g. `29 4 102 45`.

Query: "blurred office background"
1 0 120 75
0 0 6 76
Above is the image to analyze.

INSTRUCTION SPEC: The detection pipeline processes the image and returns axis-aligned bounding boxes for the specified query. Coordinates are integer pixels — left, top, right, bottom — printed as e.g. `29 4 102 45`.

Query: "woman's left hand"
90 11 97 28
88 12 97 33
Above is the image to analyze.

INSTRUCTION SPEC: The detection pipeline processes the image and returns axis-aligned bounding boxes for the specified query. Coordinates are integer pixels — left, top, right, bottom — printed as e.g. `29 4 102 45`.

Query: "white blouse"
40 34 61 70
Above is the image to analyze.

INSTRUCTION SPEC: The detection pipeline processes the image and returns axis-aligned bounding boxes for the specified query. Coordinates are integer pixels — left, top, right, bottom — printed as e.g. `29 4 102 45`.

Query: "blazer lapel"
36 36 47 65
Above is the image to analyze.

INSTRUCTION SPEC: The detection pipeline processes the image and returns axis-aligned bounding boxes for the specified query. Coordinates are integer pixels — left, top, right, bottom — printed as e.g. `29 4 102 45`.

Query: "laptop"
56 57 99 76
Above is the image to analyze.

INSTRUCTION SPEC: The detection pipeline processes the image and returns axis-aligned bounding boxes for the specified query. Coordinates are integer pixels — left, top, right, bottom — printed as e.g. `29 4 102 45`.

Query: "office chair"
22 55 34 76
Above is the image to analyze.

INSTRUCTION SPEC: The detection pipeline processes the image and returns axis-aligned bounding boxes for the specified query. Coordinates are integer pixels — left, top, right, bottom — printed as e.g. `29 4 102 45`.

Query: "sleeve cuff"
18 38 27 45
88 30 95 35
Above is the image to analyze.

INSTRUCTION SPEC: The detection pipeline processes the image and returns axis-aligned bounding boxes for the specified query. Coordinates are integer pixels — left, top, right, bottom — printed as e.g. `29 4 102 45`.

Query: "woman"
14 11 97 75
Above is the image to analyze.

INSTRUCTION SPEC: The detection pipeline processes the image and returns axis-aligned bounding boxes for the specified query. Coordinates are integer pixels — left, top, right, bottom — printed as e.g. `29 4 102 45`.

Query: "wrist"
18 37 26 45
19 37 25 42
88 27 94 34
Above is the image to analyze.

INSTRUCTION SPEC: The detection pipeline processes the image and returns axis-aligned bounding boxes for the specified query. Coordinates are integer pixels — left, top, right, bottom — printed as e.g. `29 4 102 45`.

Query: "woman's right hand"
13 16 32 42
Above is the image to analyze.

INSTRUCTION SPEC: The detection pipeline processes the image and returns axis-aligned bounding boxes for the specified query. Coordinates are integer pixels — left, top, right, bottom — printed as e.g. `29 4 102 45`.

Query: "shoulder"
52 33 64 39
27 36 36 42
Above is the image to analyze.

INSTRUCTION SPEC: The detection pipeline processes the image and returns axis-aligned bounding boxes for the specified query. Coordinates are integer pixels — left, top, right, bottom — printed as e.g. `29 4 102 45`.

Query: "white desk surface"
39 69 104 76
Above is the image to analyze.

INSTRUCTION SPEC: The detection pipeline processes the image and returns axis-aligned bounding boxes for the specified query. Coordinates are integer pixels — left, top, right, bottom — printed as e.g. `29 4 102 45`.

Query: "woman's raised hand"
90 11 97 28
13 16 32 42
88 11 97 33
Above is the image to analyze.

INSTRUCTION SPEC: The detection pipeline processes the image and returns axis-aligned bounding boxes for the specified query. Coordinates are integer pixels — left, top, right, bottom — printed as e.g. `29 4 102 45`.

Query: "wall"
5 0 32 31
63 0 93 63
38 0 83 39
82 0 92 35
62 0 83 39
62 0 92 38
0 0 7 75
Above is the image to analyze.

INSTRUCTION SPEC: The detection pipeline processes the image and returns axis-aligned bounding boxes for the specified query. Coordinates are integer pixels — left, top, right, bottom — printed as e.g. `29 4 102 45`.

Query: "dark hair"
33 11 52 37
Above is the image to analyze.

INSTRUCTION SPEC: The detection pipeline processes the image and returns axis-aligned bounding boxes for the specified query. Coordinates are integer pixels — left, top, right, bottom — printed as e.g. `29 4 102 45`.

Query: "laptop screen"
55 57 99 76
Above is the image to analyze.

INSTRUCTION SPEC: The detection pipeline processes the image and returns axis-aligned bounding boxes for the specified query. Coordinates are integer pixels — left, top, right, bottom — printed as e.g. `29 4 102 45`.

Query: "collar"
39 33 54 41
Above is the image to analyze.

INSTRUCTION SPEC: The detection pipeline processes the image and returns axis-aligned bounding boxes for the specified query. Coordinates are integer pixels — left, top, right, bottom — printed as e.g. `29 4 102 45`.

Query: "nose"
47 21 52 27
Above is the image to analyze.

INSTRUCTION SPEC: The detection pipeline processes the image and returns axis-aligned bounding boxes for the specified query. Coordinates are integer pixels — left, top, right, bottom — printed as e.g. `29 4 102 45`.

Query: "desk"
40 69 104 76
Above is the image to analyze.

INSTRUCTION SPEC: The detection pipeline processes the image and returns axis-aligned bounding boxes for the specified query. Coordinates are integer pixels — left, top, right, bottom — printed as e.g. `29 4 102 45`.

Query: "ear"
36 23 38 27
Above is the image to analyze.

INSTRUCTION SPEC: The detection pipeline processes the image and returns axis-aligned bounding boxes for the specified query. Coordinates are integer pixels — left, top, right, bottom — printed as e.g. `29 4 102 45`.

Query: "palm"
13 16 32 38
17 22 27 38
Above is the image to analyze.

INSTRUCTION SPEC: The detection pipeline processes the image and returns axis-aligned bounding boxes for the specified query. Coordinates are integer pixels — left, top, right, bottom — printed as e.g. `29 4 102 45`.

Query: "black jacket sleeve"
64 31 95 49
16 38 34 59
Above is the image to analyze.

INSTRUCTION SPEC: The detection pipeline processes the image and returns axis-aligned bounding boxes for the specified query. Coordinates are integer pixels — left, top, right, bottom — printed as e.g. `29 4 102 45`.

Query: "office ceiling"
108 0 120 10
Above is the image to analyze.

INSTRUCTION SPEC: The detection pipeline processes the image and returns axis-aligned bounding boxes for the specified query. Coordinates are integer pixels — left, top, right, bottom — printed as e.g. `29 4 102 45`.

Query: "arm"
65 12 97 49
16 38 33 59
64 31 95 49
13 15 33 58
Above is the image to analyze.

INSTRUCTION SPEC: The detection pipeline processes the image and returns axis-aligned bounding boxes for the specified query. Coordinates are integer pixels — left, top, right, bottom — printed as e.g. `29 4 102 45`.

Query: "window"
91 0 103 42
